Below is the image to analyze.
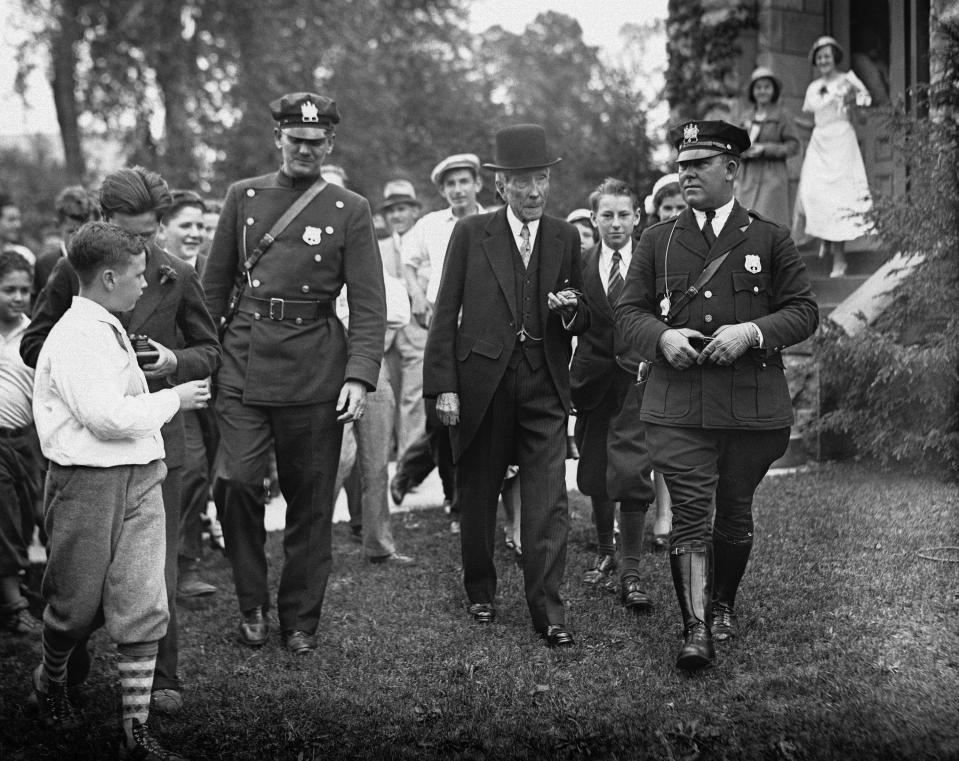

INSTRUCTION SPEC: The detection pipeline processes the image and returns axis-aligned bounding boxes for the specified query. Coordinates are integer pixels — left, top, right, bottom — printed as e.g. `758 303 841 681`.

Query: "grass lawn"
2 461 958 760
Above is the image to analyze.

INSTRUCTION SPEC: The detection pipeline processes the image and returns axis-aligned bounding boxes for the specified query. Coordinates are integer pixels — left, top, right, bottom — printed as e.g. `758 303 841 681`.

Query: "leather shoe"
467 603 495 624
389 473 409 505
540 625 575 648
582 553 616 585
712 602 738 642
677 622 715 670
238 607 268 647
283 630 317 656
369 552 415 565
177 570 217 598
621 577 653 613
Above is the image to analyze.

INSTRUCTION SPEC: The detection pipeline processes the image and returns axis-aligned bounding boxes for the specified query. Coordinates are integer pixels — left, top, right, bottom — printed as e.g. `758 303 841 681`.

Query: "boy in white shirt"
31 221 209 760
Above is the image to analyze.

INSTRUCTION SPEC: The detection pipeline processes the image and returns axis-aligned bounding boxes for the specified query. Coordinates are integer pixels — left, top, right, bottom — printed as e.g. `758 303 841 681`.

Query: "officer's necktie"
607 248 624 306
702 209 717 248
520 223 531 268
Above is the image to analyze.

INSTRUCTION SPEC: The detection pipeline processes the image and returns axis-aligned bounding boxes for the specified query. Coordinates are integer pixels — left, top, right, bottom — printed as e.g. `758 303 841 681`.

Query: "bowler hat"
483 124 562 172
380 179 420 212
668 120 751 162
809 35 844 65
270 92 340 140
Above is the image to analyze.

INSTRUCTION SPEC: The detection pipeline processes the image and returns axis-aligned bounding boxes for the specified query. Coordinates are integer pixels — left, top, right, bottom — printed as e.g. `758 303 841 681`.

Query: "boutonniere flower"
159 264 178 285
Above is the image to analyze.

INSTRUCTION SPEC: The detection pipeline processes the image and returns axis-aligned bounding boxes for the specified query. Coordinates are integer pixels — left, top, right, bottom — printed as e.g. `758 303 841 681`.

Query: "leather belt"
0 425 29 439
237 295 334 322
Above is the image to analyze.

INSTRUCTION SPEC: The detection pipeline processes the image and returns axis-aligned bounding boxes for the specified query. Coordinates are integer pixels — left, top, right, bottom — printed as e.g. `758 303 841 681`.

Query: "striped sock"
41 626 76 687
116 644 157 743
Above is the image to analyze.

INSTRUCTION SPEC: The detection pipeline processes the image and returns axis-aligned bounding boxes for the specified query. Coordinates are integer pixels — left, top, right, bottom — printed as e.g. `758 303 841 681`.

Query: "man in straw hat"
424 124 588 647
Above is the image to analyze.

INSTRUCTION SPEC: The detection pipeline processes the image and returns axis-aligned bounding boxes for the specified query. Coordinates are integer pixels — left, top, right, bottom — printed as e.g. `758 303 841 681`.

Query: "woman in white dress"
796 36 873 277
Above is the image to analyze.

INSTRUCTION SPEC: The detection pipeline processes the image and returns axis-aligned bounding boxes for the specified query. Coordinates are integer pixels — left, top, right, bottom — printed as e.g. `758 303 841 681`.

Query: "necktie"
702 209 717 248
520 224 531 268
607 249 624 306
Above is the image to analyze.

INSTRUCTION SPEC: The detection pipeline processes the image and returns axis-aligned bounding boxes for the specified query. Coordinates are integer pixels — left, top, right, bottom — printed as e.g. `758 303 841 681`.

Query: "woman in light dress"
737 67 800 227
796 36 873 278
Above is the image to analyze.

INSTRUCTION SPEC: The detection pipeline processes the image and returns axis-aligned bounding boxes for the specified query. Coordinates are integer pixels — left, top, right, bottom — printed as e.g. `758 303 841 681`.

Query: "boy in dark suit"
570 178 655 610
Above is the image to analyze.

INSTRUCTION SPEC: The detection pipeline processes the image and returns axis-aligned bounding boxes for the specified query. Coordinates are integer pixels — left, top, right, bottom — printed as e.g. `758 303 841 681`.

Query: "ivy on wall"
665 0 758 120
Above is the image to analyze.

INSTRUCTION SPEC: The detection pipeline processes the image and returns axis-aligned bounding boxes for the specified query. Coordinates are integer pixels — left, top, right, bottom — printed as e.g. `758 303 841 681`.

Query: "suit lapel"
537 217 564 326
709 202 750 262
584 244 613 321
673 208 709 261
482 208 517 321
126 244 172 334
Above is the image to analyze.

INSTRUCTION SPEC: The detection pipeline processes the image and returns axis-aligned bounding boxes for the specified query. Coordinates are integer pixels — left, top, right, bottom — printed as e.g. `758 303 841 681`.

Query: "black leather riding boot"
711 529 752 642
670 542 714 670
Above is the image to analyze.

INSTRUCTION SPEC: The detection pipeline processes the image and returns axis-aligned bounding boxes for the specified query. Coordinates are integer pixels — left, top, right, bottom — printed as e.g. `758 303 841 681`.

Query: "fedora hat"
380 179 420 211
483 124 562 172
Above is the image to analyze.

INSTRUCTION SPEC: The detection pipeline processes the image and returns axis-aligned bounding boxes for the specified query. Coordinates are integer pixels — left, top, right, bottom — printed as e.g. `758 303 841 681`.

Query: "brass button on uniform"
246 189 255 197
325 226 334 234
704 290 712 298
335 201 344 208
295 317 303 325
252 279 261 287
704 314 713 323
314 254 322 262
753 286 759 293
246 217 255 225
301 285 310 293
254 313 262 320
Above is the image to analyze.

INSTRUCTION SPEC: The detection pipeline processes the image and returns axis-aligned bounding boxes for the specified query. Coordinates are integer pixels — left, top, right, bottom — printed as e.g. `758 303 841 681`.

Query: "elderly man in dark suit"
20 166 221 713
570 178 655 609
617 120 818 670
202 92 386 657
424 124 588 647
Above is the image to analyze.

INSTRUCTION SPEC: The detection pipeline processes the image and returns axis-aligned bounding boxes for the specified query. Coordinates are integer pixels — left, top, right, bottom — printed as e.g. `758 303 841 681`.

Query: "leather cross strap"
664 251 730 325
242 179 327 276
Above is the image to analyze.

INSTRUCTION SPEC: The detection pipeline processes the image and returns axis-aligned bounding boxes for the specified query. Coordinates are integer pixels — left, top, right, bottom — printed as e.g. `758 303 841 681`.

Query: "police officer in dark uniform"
202 92 386 656
616 120 818 670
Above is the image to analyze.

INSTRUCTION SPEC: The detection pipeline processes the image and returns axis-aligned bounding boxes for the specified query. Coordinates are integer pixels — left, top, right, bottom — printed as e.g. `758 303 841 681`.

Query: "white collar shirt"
0 314 34 428
32 296 180 467
401 204 483 303
692 197 736 239
598 241 633 294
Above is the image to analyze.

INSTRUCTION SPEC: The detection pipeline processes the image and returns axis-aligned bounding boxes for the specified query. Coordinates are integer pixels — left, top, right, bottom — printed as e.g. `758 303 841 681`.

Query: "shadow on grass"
2 462 958 759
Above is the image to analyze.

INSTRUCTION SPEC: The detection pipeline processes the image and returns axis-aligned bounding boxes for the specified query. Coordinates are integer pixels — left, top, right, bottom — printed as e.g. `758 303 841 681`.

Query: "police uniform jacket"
615 202 818 430
203 171 386 406
21 245 221 468
423 207 589 460
569 242 646 412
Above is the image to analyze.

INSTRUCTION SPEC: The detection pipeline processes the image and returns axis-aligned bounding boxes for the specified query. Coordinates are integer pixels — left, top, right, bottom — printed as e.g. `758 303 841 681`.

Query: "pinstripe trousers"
457 352 569 632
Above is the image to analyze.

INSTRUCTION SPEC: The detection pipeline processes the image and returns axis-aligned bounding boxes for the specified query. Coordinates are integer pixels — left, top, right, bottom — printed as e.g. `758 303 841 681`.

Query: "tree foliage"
12 1 655 215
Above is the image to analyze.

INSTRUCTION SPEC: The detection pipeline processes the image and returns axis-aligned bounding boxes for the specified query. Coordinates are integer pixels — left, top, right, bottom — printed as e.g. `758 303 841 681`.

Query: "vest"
508 229 545 371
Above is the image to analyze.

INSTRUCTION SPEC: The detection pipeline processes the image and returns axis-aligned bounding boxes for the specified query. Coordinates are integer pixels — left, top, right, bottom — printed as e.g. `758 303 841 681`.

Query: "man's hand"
697 323 757 366
658 328 708 370
436 392 460 427
336 380 368 423
174 379 211 411
547 288 580 319
411 294 433 329
142 338 179 379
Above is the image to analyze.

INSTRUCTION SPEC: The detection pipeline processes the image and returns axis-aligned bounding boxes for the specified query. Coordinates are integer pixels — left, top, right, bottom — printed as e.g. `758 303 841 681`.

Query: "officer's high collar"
276 169 323 190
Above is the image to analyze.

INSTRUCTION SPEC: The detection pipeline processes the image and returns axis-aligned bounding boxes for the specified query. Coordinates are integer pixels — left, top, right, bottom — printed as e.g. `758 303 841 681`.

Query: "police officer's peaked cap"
270 92 340 139
668 120 751 162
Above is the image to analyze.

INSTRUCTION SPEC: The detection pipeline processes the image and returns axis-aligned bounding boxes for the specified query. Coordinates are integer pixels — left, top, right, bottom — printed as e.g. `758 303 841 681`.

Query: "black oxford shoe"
621 577 653 613
541 625 575 648
711 602 738 642
283 630 317 656
467 603 495 624
238 607 268 647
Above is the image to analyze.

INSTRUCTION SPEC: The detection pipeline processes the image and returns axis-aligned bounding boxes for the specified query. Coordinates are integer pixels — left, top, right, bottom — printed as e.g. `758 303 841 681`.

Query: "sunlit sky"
0 0 669 137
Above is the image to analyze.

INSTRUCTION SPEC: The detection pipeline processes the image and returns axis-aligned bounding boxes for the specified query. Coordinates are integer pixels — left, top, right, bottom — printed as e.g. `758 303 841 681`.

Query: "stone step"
810 274 870 309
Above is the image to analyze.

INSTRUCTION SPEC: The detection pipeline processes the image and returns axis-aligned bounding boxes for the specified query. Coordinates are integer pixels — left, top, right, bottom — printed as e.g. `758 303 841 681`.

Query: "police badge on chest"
303 226 323 245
